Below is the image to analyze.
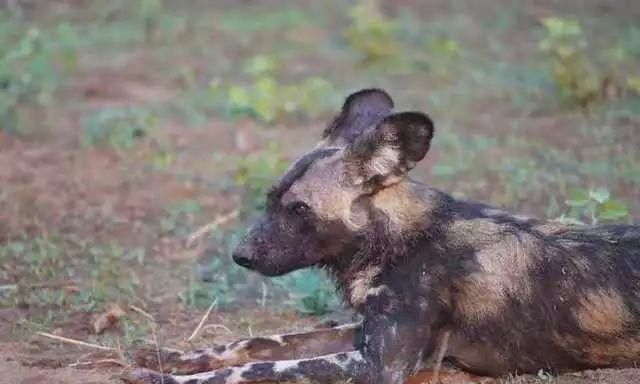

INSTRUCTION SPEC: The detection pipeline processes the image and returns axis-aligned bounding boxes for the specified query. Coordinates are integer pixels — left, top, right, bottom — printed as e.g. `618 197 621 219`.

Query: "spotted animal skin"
126 89 640 384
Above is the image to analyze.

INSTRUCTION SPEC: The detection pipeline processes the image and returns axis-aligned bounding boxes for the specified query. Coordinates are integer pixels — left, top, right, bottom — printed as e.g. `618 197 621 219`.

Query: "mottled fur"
127 89 640 384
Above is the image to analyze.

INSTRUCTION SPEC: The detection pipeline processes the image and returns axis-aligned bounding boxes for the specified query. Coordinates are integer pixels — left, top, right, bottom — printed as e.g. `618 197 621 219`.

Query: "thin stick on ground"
129 303 166 383
187 298 218 342
1 280 79 292
186 210 239 248
36 332 116 352
200 323 233 335
150 322 164 384
68 358 128 368
129 304 155 323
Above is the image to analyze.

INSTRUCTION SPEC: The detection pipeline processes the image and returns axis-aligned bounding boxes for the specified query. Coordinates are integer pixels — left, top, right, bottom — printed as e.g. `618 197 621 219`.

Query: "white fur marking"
349 266 382 305
368 146 399 176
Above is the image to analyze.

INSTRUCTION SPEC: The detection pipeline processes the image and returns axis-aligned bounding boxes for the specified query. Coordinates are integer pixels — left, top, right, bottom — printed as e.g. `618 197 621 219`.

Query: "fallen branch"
129 304 155 323
200 323 233 335
36 332 116 352
186 210 239 248
69 358 128 368
1 280 79 292
187 298 218 342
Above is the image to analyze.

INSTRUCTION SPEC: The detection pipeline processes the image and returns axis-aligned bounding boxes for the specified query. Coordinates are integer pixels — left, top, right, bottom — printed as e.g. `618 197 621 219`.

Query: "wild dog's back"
438 198 640 375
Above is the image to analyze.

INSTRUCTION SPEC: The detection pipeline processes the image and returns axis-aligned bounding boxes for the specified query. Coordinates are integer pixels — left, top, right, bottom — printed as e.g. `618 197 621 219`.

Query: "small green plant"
0 236 65 283
181 273 228 310
421 37 462 77
225 55 337 123
557 187 630 225
344 0 399 65
0 18 78 133
83 108 156 148
0 235 141 314
235 144 289 210
159 199 203 236
169 55 338 125
219 8 307 35
538 17 601 108
77 241 141 311
628 75 640 96
274 269 337 316
135 0 164 41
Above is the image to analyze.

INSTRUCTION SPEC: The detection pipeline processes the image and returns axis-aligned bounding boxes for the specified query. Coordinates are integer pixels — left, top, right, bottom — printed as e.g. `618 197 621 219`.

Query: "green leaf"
628 76 640 95
565 189 589 207
228 86 250 108
243 55 279 76
600 199 629 221
589 187 610 204
301 293 330 316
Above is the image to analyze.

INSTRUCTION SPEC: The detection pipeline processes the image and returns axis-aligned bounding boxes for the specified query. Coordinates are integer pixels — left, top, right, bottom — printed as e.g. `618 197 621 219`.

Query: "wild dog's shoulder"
438 197 544 245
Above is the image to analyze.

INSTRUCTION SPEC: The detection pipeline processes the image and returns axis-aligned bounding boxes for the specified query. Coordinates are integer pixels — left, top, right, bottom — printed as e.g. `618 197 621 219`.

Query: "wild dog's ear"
321 88 394 146
345 111 434 188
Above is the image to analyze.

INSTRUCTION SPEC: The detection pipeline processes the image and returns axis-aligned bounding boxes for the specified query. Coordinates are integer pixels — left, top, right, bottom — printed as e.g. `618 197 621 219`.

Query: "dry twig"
36 332 116 352
187 298 218 342
186 210 239 248
129 304 155 322
200 323 233 335
69 358 128 368
128 304 165 378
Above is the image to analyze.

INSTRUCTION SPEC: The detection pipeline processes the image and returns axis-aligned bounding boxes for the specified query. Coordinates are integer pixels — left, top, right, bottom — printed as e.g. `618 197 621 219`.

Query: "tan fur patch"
535 221 572 235
349 266 382 306
371 181 428 232
367 146 400 178
446 331 510 375
283 153 429 233
582 338 640 366
281 152 363 230
450 219 538 321
552 332 640 367
575 288 630 335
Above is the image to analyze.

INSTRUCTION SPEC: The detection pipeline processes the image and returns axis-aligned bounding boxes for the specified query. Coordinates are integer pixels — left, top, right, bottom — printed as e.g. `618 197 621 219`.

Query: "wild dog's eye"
287 201 311 216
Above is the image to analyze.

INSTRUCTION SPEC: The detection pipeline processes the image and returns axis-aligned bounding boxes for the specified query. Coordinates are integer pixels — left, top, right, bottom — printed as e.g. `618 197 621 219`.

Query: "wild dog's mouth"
231 247 311 277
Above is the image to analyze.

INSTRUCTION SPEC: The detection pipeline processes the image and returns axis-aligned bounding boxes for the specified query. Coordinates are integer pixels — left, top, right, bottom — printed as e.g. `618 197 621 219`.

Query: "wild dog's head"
232 89 434 276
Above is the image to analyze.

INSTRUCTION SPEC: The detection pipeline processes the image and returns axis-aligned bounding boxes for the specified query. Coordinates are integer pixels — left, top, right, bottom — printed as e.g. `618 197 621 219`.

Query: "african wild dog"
127 89 640 384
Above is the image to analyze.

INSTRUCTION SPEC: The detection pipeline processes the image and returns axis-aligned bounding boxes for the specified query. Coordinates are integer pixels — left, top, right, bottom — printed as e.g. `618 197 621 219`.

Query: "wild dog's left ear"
345 112 434 188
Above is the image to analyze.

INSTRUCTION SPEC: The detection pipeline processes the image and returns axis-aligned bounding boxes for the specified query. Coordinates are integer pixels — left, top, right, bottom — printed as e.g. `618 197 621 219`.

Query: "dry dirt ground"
1 1 639 384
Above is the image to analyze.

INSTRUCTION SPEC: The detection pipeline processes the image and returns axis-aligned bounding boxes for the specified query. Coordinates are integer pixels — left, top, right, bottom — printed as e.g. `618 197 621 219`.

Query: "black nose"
232 251 254 269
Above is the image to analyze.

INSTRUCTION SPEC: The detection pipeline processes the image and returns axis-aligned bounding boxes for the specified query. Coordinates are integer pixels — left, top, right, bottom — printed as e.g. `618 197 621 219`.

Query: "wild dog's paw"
121 368 180 384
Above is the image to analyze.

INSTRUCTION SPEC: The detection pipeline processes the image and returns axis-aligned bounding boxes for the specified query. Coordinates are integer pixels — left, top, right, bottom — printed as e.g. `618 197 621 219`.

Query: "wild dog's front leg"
359 292 437 384
125 350 370 384
132 322 360 374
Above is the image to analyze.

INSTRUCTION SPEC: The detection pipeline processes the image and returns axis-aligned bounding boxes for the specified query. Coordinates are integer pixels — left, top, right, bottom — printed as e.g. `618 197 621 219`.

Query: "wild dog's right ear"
321 88 394 146
345 111 434 189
